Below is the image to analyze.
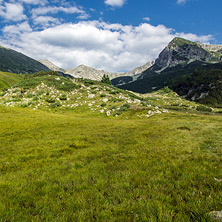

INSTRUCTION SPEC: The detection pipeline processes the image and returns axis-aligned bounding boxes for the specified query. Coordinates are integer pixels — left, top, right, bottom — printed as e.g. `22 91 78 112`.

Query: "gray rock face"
155 38 213 69
197 42 222 52
38 59 65 73
127 61 154 75
65 65 120 81
38 60 152 81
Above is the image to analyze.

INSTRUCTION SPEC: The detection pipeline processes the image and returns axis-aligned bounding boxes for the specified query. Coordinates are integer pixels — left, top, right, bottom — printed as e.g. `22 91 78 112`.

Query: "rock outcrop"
155 37 213 70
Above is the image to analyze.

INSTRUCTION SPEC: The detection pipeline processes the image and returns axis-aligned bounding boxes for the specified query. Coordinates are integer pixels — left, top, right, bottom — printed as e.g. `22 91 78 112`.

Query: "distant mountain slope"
64 64 117 80
39 60 152 81
0 46 50 74
169 68 222 107
113 37 222 106
38 59 65 73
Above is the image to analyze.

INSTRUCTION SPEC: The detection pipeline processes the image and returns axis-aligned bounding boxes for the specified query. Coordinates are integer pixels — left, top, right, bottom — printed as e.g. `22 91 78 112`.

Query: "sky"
0 0 222 72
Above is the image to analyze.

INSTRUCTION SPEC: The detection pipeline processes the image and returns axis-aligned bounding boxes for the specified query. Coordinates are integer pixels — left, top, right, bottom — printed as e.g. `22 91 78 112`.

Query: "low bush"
45 97 56 103
196 105 212 112
59 94 67 100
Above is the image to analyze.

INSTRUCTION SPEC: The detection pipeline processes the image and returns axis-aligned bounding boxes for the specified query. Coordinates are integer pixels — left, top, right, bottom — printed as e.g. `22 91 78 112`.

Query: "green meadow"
0 71 222 221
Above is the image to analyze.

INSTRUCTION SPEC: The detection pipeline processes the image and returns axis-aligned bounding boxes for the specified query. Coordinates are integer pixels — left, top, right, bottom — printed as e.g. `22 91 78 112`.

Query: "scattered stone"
209 211 222 221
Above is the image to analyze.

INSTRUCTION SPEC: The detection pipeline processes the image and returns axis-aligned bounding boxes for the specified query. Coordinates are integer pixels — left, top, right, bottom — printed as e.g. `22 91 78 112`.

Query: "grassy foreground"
0 105 222 221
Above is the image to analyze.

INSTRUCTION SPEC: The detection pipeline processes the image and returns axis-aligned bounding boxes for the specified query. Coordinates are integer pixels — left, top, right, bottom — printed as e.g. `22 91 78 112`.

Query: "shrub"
196 105 212 112
110 105 117 110
0 92 6 96
33 96 39 101
20 103 28 108
45 97 56 103
27 92 34 98
59 94 67 100
50 102 61 108
122 103 130 109
100 94 106 97
119 106 127 112
101 103 107 107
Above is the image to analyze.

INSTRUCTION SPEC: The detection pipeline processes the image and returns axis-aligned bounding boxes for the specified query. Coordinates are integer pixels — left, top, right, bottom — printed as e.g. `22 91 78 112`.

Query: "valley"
0 37 222 221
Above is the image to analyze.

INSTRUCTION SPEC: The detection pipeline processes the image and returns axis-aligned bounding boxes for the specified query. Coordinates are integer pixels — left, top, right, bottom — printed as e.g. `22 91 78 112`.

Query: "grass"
0 71 23 90
0 71 221 221
0 105 222 221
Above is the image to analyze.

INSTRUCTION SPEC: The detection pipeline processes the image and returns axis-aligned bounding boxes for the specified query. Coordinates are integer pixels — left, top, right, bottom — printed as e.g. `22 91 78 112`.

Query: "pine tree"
101 74 111 85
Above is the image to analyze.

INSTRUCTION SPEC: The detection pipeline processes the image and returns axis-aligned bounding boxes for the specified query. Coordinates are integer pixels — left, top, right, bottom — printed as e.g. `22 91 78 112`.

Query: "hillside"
39 60 152 81
113 37 222 106
0 71 24 90
0 70 222 221
0 46 50 74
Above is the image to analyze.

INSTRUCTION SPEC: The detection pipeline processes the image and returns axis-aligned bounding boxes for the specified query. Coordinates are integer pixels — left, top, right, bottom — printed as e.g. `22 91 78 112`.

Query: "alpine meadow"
0 0 222 221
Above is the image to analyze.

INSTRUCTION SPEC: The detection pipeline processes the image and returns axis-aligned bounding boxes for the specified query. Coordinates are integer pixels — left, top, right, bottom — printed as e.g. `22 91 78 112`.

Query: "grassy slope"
0 105 221 221
0 71 23 90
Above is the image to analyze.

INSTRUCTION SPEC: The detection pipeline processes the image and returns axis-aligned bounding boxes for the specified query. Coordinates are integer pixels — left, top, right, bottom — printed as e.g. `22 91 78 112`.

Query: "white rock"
102 98 108 103
88 94 95 99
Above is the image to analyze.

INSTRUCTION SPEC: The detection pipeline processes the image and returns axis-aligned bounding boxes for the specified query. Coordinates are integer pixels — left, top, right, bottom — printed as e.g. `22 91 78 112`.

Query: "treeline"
170 69 222 107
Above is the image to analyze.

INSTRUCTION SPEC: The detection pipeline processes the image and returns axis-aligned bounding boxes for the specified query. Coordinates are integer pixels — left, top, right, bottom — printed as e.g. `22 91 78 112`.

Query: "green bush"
33 96 39 101
50 102 61 108
101 103 107 107
59 94 67 100
0 92 6 96
122 103 130 109
100 94 106 97
109 105 117 110
196 105 212 112
45 97 56 103
20 103 28 108
119 106 127 112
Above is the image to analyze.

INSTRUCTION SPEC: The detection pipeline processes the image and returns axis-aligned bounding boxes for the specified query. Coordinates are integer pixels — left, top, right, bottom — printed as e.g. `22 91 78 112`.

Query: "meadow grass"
0 105 221 221
0 71 23 90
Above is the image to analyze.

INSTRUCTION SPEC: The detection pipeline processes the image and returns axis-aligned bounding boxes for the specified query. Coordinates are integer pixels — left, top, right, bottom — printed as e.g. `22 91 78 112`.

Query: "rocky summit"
154 37 213 70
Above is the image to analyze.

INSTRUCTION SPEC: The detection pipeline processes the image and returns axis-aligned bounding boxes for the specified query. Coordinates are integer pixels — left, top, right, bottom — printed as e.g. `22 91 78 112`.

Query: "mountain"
126 61 154 75
64 64 117 80
39 60 152 81
38 59 65 73
113 37 222 106
0 46 50 74
153 37 213 70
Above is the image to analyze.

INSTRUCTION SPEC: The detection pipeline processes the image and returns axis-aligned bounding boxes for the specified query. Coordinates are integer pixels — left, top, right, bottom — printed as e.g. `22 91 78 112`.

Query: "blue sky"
0 0 221 72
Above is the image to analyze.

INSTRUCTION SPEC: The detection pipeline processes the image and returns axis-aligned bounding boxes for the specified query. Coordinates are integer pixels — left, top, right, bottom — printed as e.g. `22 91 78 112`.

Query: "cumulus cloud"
143 17 150 22
32 16 60 27
177 0 187 5
2 21 32 36
105 0 126 7
0 2 27 21
20 0 48 5
0 21 213 72
31 5 88 17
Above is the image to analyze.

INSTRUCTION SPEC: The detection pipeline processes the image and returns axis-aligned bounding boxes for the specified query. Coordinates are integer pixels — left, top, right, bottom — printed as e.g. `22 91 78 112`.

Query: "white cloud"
0 2 27 21
2 21 32 36
177 0 187 5
33 16 60 27
143 17 150 22
20 0 48 5
105 0 126 7
0 21 213 72
31 5 88 17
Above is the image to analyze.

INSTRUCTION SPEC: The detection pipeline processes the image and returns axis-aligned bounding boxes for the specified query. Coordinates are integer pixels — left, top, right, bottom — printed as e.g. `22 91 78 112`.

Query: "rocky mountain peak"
154 37 213 69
